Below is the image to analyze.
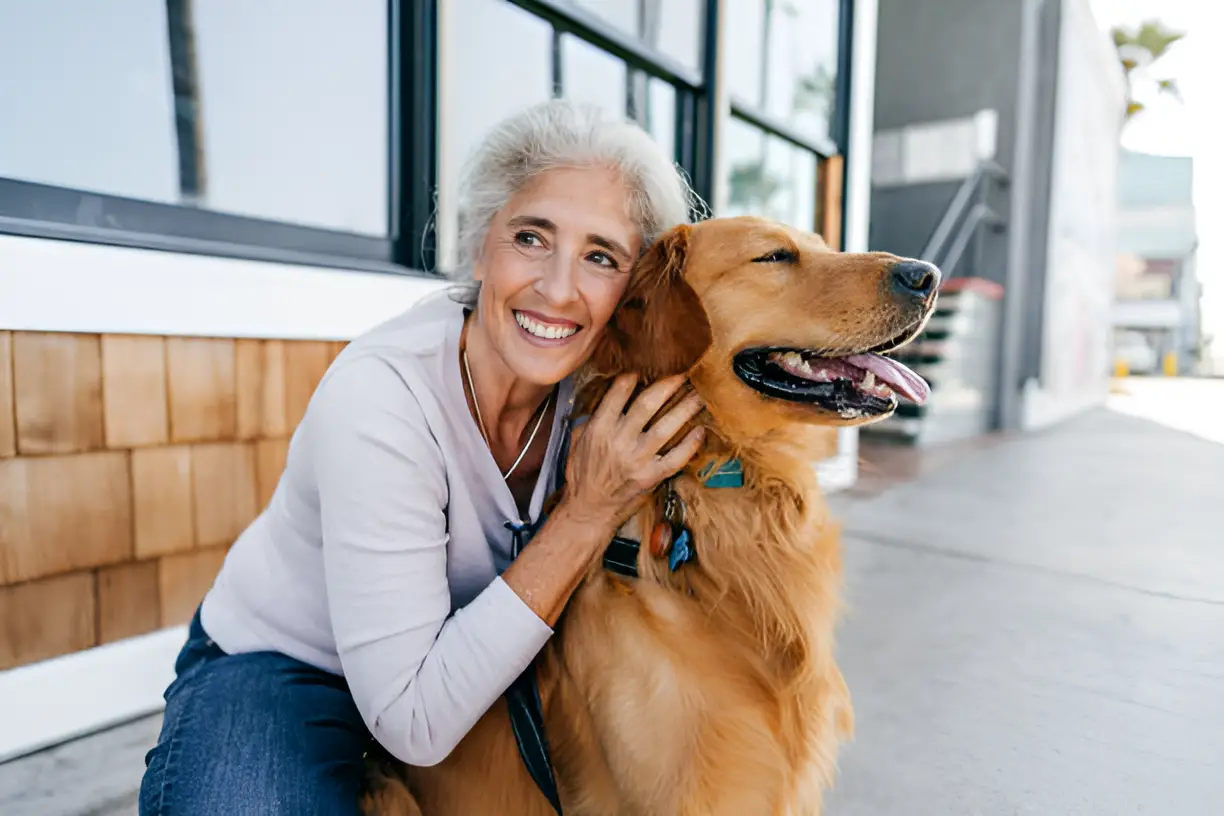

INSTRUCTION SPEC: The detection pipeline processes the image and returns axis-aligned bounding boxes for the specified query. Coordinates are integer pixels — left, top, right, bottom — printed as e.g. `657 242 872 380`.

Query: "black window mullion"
730 101 837 159
832 0 856 151
674 88 697 183
508 0 701 90
391 0 438 272
552 28 564 97
692 0 720 211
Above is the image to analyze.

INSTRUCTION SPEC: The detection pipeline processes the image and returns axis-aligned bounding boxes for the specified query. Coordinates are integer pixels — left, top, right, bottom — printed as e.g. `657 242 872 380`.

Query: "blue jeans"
139 609 375 815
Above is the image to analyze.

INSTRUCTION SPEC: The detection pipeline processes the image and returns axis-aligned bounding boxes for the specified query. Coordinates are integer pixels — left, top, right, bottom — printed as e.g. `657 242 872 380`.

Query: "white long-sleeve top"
200 289 572 766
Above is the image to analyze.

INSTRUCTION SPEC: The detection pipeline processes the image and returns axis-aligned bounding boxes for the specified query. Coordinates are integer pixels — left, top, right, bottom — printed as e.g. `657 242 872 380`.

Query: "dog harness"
503 419 742 814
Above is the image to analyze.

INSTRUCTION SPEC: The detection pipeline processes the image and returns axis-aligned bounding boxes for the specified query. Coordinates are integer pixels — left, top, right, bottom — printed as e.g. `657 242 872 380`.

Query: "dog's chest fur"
536 470 849 816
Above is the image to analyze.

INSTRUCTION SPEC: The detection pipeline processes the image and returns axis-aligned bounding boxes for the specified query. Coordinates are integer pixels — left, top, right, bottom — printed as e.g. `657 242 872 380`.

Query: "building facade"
859 0 1125 444
0 0 881 761
1111 150 1200 376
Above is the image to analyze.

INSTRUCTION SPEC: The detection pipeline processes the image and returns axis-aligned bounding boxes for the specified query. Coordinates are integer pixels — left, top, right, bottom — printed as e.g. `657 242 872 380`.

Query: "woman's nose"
536 255 580 305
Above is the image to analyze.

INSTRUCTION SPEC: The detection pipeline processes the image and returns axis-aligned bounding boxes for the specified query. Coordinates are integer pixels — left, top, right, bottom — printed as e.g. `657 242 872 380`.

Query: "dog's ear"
589 224 712 383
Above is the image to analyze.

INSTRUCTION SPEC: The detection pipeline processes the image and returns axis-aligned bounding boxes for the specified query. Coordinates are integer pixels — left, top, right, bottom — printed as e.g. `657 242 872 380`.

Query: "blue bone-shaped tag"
668 526 694 571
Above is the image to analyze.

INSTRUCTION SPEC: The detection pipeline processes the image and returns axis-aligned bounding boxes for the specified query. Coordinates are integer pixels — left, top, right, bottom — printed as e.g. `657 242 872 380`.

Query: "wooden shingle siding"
0 332 14 458
0 330 345 671
12 332 105 455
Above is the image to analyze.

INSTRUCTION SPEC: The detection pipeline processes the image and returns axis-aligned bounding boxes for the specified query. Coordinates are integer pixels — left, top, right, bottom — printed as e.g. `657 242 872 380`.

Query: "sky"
1088 0 1222 362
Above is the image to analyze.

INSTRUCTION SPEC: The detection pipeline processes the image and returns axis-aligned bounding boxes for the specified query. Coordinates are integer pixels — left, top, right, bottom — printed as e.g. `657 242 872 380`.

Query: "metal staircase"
862 160 1010 445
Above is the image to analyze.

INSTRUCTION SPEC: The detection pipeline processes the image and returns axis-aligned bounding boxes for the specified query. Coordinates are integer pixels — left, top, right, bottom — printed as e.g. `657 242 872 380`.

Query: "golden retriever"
364 215 939 815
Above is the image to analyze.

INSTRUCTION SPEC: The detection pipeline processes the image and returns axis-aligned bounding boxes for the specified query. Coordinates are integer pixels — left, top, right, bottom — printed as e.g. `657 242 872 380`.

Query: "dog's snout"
889 260 940 299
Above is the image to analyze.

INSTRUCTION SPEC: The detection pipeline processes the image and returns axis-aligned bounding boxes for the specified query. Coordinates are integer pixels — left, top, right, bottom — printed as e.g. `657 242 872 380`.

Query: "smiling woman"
137 99 708 815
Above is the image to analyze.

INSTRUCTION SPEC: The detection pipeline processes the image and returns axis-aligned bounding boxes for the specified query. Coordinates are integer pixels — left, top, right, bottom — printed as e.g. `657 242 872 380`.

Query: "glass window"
190 0 389 235
440 0 553 270
561 34 628 118
723 117 817 231
0 0 180 204
567 0 705 74
0 0 390 236
725 0 841 146
628 74 677 162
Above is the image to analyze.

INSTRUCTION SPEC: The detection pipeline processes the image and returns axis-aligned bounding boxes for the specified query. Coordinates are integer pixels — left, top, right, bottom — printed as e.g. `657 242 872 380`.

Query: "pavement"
827 379 1224 815
3 378 1222 815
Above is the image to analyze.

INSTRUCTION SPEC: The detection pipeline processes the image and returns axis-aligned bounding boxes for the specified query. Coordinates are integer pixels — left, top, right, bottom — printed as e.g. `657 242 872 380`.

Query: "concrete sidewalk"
827 407 1224 815
4 401 1221 815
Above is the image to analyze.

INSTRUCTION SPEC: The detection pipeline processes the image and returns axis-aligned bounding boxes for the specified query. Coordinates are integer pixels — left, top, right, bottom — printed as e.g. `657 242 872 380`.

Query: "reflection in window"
0 0 180 203
629 75 677 162
440 0 553 270
191 0 389 235
562 35 628 118
567 0 704 73
723 117 817 231
0 0 389 236
725 0 841 145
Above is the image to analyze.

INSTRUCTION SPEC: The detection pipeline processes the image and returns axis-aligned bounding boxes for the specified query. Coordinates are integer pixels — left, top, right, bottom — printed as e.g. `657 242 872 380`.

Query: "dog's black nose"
890 260 940 299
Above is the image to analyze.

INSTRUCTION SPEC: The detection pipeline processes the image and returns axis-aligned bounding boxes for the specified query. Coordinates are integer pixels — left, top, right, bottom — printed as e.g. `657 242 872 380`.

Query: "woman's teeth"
515 311 578 340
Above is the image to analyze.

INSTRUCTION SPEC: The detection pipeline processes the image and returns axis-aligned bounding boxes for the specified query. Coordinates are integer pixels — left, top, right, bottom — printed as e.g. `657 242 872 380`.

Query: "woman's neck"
462 313 554 448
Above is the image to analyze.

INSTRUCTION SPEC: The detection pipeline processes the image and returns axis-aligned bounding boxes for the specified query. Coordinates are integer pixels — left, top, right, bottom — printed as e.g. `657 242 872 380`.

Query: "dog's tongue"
845 353 930 405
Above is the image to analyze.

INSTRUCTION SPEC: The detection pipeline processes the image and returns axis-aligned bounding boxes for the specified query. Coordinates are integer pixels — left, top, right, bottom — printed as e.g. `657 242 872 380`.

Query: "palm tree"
1111 19 1185 121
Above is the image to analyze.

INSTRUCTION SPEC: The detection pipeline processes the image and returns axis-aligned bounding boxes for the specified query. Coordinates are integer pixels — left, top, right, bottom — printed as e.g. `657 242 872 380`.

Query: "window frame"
725 0 856 245
0 0 854 272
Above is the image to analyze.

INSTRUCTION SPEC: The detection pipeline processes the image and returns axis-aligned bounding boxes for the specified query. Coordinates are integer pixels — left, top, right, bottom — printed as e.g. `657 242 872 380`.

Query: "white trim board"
0 234 448 340
0 625 186 764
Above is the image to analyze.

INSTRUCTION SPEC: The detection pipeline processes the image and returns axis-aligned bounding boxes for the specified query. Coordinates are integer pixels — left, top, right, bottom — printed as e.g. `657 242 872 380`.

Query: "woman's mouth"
513 310 582 343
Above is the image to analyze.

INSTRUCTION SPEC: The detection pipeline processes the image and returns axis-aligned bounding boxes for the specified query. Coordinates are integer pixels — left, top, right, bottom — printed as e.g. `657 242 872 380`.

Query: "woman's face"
473 166 642 386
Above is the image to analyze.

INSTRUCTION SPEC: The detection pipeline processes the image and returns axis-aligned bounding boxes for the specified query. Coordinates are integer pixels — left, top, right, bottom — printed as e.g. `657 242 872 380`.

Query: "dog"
363 215 939 815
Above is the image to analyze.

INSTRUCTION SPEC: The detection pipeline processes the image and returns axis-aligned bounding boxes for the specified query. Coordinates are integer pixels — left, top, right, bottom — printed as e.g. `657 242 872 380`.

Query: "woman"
138 99 707 815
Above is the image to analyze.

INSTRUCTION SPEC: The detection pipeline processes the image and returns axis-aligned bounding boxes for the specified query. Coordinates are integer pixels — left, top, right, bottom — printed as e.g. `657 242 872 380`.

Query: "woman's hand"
560 373 706 536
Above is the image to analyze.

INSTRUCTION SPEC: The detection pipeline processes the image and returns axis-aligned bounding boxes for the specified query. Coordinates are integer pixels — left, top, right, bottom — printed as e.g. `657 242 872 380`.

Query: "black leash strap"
501 423 569 815
505 664 563 814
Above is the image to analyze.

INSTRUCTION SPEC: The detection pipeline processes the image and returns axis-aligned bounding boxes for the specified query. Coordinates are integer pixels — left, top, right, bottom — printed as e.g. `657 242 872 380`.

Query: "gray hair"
448 99 705 305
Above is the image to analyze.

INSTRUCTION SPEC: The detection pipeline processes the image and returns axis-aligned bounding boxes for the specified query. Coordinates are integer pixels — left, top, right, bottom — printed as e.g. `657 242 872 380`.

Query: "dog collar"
699 459 744 489
602 459 742 579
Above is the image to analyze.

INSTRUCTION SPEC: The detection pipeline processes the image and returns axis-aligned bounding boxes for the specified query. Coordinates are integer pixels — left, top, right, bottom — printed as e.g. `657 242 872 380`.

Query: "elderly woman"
138 100 706 815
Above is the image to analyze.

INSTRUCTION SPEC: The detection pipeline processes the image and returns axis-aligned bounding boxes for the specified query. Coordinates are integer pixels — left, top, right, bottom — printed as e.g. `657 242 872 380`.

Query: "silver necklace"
462 348 553 481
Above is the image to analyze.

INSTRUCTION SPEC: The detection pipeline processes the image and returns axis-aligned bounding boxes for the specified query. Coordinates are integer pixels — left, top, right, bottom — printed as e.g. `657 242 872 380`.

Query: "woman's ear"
589 224 712 383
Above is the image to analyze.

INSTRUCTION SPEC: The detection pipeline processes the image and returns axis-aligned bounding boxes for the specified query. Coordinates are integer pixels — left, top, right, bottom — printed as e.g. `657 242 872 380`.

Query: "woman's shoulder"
344 287 463 359
304 288 464 439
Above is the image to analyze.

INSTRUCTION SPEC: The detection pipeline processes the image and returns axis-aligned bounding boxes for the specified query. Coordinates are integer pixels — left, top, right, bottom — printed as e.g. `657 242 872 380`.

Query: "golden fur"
364 215 936 815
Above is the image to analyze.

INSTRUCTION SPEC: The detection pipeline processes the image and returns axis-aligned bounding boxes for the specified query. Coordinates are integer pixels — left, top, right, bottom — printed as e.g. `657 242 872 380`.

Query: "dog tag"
668 526 694 572
649 521 673 557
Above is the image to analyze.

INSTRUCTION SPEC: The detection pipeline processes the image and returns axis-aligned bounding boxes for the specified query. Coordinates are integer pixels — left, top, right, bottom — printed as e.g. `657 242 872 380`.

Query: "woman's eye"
587 251 617 269
515 231 544 248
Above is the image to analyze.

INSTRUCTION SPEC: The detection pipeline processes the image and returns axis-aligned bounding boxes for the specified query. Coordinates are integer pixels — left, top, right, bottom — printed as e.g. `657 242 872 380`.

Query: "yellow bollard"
1162 352 1178 377
1114 358 1129 379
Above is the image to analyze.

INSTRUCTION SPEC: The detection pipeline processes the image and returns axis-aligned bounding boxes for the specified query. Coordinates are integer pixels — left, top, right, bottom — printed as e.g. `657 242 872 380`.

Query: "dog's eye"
752 249 798 264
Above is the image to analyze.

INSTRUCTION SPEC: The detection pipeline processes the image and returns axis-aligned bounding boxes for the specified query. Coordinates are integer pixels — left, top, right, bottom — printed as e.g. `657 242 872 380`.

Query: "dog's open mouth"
733 347 930 417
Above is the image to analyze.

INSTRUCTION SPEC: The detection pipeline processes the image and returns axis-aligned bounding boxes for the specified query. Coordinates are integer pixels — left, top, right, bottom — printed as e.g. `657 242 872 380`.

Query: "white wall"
1022 0 1126 430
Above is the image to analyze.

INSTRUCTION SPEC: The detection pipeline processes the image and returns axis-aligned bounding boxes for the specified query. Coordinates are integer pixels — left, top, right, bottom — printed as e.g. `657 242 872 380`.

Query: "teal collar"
698 459 744 489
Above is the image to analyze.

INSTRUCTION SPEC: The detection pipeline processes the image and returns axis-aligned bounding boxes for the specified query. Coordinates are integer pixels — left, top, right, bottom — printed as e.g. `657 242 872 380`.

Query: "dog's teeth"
800 359 813 374
862 371 876 389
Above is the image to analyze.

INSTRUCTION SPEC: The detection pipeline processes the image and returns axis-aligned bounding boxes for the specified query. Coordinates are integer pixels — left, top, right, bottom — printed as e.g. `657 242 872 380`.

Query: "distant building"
861 0 1125 445
1111 150 1200 375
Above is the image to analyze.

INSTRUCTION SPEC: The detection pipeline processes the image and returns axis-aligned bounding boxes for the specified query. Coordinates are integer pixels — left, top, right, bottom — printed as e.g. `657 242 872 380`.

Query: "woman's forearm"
500 500 615 627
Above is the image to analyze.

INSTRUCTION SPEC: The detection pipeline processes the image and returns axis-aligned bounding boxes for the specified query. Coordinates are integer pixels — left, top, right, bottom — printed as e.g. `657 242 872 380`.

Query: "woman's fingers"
621 374 687 435
653 426 706 479
641 390 705 452
591 373 638 426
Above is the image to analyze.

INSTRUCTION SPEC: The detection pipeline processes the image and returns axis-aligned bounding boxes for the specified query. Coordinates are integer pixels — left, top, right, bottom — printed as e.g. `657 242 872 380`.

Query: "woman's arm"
309 361 702 766
500 373 705 626
309 355 552 767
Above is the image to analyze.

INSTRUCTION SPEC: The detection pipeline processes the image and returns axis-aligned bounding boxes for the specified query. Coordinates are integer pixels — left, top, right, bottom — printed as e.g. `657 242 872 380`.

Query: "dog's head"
585 215 939 443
